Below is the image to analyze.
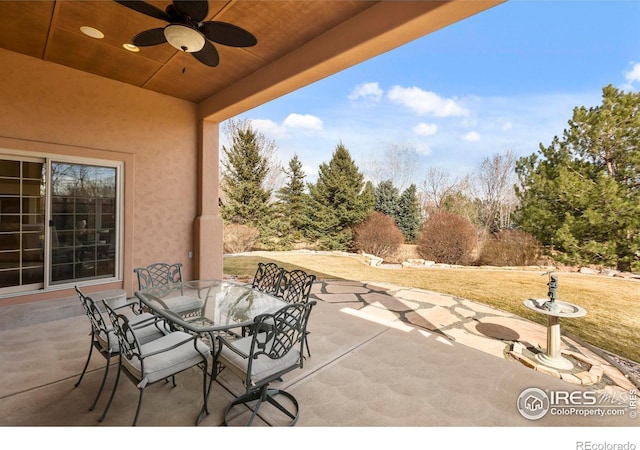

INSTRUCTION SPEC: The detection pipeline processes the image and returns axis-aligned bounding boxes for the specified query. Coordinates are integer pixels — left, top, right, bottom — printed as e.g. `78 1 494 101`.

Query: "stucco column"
194 119 223 279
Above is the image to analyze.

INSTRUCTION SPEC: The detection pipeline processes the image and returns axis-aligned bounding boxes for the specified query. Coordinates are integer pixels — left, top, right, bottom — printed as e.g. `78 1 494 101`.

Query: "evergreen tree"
305 142 374 249
397 184 422 243
375 180 400 219
273 154 308 246
515 85 640 271
220 123 273 228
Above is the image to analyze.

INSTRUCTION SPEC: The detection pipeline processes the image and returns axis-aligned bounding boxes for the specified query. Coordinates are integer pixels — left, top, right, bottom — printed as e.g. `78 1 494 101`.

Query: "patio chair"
133 262 203 318
74 286 167 412
214 301 316 426
251 262 285 295
99 299 211 426
240 262 286 336
133 262 183 295
276 269 316 357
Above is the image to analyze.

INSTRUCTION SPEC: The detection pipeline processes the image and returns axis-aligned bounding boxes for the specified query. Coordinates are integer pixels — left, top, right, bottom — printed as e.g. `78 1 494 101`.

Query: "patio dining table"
134 279 288 346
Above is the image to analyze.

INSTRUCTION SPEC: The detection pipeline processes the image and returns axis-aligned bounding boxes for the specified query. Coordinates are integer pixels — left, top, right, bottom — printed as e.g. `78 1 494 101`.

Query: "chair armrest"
216 335 249 360
130 314 165 330
139 333 205 360
111 297 143 315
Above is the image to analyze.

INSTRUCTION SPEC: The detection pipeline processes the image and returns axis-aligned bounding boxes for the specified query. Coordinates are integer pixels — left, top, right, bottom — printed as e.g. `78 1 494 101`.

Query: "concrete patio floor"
0 279 638 434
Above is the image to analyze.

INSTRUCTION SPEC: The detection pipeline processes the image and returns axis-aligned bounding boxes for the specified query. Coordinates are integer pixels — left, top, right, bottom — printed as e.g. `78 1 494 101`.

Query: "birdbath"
523 272 586 370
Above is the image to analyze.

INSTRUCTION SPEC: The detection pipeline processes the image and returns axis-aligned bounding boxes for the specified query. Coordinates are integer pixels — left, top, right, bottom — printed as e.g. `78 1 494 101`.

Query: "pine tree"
274 154 308 245
375 180 400 219
305 142 374 249
397 184 422 243
220 123 273 228
515 85 640 271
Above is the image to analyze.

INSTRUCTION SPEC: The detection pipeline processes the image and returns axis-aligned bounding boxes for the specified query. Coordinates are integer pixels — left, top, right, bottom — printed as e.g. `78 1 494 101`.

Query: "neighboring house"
0 0 503 307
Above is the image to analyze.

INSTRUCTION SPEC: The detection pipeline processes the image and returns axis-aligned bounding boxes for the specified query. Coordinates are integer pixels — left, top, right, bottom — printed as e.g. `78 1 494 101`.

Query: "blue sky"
223 0 640 186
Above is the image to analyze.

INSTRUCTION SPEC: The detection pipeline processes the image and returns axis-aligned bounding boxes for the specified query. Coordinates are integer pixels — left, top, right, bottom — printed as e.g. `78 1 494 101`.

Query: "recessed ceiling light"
123 43 140 53
80 26 104 39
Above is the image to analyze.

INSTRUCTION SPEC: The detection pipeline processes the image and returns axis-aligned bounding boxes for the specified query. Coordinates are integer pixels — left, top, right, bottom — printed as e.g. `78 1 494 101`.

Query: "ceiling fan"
115 0 257 67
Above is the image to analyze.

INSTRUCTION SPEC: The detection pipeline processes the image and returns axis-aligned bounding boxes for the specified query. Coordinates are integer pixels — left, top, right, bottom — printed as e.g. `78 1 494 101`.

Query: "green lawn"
224 251 640 363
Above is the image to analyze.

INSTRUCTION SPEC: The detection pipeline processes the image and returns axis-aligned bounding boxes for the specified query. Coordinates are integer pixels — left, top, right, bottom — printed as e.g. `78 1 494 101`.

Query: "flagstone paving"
310 279 638 394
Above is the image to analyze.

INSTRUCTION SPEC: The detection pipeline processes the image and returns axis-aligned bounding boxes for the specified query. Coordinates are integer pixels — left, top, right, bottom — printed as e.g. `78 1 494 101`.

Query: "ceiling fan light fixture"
164 24 205 52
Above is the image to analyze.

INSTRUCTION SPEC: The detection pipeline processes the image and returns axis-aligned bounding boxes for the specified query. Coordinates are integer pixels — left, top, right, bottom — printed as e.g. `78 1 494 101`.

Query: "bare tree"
472 150 519 237
419 166 469 215
365 144 420 191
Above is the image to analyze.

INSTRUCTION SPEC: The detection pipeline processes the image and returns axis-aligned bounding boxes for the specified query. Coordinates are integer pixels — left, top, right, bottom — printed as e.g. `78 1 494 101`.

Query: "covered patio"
0 0 504 307
2 4 639 440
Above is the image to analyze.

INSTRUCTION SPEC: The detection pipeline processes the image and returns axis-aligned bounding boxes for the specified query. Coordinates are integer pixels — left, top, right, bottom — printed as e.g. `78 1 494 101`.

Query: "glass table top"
136 279 287 332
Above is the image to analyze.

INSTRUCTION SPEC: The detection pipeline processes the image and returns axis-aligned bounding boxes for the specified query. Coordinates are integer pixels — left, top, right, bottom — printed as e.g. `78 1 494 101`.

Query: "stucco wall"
0 48 200 300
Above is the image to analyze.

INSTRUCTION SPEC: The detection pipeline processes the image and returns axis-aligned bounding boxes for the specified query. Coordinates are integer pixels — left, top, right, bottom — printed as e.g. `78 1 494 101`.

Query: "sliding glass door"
0 156 120 294
49 162 118 285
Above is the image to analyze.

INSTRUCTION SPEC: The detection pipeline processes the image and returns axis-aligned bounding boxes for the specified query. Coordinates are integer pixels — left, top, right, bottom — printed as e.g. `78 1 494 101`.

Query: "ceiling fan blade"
132 28 167 47
172 1 209 23
192 41 219 67
114 1 170 22
199 21 257 47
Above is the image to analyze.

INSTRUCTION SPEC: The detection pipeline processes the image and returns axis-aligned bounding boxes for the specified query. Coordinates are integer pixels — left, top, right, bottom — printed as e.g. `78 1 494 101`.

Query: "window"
0 159 45 290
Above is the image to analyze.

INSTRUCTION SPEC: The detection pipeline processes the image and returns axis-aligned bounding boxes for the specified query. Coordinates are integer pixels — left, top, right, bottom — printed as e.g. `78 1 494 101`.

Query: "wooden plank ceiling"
0 1 374 103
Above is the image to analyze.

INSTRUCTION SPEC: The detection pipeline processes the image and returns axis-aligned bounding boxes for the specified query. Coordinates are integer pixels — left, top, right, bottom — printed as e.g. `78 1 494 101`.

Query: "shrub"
477 229 541 266
353 212 405 261
416 212 477 265
223 223 259 254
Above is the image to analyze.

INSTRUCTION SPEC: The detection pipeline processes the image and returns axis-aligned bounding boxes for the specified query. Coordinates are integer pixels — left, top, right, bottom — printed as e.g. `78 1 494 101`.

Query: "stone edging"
508 342 603 386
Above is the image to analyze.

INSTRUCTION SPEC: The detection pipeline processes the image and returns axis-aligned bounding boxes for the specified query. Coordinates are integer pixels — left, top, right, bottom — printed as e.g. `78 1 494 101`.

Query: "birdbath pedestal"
523 298 586 370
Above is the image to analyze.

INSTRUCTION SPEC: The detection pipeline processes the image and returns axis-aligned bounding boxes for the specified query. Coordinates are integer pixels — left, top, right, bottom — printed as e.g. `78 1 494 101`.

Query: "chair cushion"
122 331 209 387
162 296 204 315
96 329 118 353
218 334 301 385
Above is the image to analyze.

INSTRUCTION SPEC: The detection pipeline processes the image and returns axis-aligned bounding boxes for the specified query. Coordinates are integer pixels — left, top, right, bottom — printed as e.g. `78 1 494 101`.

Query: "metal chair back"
134 262 183 296
277 269 316 304
251 262 284 294
76 286 111 347
103 301 142 364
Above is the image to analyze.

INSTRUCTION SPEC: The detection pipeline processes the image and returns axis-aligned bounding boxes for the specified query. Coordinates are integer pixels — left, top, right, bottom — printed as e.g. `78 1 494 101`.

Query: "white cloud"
625 62 640 84
462 131 481 142
413 122 438 136
387 86 469 117
348 82 383 102
250 119 287 138
501 121 513 131
283 113 323 131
